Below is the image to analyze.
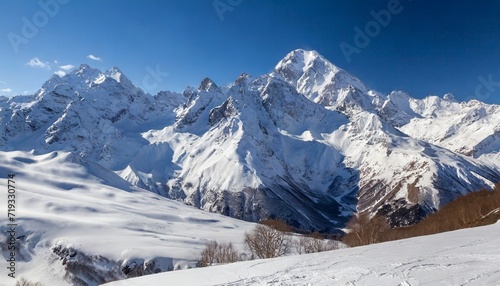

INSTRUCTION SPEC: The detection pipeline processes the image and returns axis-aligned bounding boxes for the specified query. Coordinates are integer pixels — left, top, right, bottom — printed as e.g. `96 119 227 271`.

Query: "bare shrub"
244 224 291 259
295 232 340 254
198 241 240 267
15 278 43 286
342 213 389 247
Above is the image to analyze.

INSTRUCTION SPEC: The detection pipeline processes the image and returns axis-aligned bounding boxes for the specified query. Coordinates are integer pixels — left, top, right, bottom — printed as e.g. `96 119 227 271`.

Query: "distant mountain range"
2 49 499 231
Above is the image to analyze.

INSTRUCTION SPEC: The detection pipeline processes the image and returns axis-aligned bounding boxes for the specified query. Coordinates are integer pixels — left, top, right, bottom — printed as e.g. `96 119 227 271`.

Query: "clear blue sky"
1 0 500 104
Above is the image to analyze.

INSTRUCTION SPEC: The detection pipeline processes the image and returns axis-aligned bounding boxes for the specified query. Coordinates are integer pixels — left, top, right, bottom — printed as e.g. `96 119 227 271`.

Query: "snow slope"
0 150 255 286
105 221 500 286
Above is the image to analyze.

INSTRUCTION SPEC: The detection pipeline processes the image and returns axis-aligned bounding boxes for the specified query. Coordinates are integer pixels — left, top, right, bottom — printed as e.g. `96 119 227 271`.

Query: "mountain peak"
78 63 91 69
443 93 457 102
274 49 327 81
273 49 349 86
37 64 142 98
273 49 368 107
234 72 253 86
105 66 135 88
198 77 220 93
39 64 101 93
75 63 101 75
284 48 322 60
107 66 123 77
70 64 103 84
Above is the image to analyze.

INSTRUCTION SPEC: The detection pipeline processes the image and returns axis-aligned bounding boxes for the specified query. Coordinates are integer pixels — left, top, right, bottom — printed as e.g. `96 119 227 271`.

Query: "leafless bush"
295 232 340 254
244 224 291 259
342 213 389 247
15 278 43 286
198 241 240 267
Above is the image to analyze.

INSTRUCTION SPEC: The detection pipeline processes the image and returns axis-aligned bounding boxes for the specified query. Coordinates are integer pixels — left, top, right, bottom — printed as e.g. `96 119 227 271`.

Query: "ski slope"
106 221 500 286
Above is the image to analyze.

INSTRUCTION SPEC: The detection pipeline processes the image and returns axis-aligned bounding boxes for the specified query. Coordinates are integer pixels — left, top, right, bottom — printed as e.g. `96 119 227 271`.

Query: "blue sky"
1 0 500 104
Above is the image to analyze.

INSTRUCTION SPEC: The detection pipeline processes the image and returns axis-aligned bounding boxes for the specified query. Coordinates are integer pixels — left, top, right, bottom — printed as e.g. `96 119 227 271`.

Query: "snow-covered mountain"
0 64 182 169
1 49 499 231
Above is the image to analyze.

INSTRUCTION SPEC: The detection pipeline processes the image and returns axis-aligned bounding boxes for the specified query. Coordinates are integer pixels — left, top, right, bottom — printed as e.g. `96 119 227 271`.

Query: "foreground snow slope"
0 151 255 286
106 222 500 286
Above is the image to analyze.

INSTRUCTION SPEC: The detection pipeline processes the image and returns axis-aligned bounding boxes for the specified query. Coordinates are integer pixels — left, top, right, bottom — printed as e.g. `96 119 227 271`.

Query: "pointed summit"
106 66 125 82
39 64 102 93
198 77 221 93
443 93 457 102
74 64 102 78
273 49 368 106
274 49 331 83
234 72 253 86
105 66 135 90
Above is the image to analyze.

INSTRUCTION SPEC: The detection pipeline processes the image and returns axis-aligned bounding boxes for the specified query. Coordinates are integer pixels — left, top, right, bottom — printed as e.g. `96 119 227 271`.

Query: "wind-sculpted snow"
1 50 499 231
105 221 500 286
0 151 255 285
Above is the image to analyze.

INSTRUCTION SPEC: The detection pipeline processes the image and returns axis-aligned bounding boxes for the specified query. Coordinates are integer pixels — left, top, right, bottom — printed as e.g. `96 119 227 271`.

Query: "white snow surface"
106 221 500 286
0 150 255 286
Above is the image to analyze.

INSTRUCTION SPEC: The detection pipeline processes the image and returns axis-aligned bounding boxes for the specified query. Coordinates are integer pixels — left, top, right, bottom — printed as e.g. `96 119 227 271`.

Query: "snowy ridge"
1 50 499 231
0 64 181 169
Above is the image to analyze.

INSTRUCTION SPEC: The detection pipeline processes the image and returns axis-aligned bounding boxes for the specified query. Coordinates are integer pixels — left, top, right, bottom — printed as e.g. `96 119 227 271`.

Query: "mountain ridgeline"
1 50 499 232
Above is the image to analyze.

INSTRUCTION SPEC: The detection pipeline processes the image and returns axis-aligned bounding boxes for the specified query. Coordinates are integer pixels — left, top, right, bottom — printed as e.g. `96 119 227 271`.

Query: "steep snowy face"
274 49 322 84
136 74 353 231
174 78 227 133
42 64 93 88
273 49 373 111
105 66 136 89
378 91 421 127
